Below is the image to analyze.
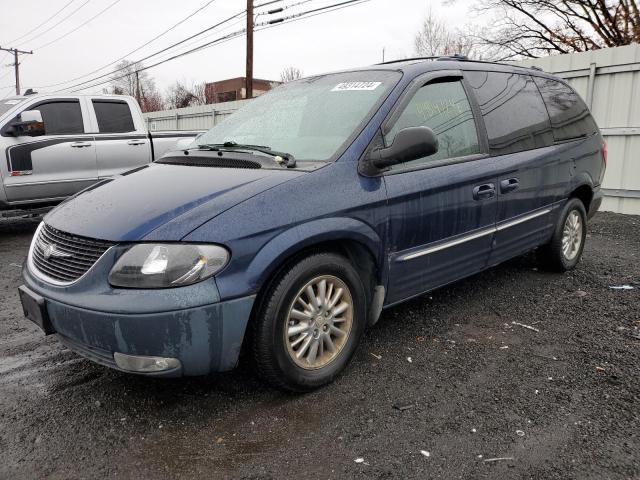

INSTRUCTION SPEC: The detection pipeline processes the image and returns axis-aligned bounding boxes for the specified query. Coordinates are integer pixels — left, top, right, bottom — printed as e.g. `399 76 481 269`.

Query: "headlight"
108 244 229 288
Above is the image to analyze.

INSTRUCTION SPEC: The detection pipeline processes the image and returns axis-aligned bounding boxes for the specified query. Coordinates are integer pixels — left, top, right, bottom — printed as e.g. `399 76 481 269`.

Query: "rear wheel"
252 252 366 392
539 198 587 272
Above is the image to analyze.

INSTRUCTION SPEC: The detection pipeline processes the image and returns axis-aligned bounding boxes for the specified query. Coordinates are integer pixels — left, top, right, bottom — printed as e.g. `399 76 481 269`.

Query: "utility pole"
245 0 253 100
0 47 33 95
135 70 141 105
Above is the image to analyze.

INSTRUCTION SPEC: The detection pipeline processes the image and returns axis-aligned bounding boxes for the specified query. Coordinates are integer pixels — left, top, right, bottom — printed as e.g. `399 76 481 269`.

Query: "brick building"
204 77 279 104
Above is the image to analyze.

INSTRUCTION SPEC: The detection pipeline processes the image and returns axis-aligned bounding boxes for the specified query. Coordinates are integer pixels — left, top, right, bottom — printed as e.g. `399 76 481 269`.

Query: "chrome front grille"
30 223 114 284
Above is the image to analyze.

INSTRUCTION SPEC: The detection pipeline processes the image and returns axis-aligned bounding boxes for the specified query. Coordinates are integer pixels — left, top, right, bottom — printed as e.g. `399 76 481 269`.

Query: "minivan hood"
45 163 303 241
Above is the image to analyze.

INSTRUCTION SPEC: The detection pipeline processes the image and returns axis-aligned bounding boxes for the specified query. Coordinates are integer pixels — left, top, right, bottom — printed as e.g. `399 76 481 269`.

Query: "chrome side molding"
396 207 553 262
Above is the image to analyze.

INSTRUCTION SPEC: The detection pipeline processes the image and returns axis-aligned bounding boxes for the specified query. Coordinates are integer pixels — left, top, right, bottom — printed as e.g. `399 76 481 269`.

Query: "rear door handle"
473 183 496 200
70 142 92 148
127 140 146 146
500 178 519 193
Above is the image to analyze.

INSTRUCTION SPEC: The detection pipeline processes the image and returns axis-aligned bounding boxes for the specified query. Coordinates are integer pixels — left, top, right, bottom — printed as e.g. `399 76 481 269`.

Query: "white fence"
515 44 640 215
143 100 248 132
144 44 640 215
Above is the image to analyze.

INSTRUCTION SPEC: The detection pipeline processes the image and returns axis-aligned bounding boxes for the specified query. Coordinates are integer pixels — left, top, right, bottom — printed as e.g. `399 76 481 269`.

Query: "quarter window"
92 100 135 133
465 71 553 155
37 100 84 135
385 79 480 168
533 77 598 142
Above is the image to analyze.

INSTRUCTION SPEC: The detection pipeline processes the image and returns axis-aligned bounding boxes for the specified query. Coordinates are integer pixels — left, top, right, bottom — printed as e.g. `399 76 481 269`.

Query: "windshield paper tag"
331 82 381 92
4 100 20 105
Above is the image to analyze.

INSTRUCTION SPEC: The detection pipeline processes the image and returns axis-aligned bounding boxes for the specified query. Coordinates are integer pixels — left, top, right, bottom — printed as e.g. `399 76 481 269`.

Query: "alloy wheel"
562 210 583 260
284 275 354 370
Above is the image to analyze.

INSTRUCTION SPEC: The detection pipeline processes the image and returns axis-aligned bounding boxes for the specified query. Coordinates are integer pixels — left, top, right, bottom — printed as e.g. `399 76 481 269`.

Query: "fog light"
113 352 181 373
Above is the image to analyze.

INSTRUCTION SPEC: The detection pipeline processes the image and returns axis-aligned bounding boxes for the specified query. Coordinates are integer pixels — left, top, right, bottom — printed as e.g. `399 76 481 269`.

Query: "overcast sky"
0 0 478 97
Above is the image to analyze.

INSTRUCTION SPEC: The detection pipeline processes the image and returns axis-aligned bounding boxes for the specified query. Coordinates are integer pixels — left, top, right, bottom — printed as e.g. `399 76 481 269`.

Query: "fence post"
175 113 179 130
586 62 597 109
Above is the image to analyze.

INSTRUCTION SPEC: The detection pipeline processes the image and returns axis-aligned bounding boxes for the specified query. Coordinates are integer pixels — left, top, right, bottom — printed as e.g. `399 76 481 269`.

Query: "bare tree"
140 90 164 113
474 0 640 59
280 67 303 82
192 81 207 105
106 60 163 112
414 10 479 57
165 80 206 109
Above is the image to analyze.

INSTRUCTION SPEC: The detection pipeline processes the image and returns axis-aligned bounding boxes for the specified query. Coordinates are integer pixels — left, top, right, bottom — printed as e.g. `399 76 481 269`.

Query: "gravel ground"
0 212 638 480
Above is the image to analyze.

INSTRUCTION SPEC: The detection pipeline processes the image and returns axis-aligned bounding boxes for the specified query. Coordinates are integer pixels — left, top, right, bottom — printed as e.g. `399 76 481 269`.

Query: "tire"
539 198 587 272
252 252 367 392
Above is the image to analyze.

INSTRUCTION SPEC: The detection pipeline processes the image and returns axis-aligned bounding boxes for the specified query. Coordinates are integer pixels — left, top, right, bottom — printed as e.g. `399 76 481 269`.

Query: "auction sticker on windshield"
331 82 382 92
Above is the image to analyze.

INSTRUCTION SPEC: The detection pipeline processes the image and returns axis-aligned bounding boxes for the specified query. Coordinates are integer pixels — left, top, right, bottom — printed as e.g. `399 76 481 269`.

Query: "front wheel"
539 198 587 272
252 252 366 392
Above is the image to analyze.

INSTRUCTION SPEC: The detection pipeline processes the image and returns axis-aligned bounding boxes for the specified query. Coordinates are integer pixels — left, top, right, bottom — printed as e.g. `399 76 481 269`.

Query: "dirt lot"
0 212 638 480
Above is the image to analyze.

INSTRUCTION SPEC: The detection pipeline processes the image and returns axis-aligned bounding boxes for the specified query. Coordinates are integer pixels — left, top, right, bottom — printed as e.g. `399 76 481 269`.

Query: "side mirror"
368 126 438 170
11 109 45 136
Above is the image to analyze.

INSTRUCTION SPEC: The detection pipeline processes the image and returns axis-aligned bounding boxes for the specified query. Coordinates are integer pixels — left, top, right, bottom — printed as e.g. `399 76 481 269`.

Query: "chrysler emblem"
40 241 72 260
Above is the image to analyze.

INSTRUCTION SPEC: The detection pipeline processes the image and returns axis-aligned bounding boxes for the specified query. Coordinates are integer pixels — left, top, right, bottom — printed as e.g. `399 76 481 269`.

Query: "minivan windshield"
195 70 401 161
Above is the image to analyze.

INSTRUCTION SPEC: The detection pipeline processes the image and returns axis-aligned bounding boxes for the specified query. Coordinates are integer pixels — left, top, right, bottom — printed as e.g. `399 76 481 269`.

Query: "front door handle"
500 178 519 193
127 140 146 146
473 183 496 200
70 142 92 148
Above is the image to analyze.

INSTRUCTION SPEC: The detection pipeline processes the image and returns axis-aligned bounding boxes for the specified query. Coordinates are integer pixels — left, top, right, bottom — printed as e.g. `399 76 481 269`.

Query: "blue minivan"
19 57 606 391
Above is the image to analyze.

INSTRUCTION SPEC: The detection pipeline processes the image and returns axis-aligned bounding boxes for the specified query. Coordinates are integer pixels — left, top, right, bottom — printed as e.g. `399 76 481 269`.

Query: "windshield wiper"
198 141 296 168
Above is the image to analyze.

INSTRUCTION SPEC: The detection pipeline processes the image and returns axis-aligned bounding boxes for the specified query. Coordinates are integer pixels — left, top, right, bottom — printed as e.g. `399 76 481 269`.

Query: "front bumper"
43 295 255 377
21 246 255 377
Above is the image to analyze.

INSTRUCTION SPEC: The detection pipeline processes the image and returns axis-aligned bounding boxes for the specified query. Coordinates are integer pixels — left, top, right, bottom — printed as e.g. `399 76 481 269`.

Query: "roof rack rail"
377 54 545 73
377 56 442 65
436 54 469 61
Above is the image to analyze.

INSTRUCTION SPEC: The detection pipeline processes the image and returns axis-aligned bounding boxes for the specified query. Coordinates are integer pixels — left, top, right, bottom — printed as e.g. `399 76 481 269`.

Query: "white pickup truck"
0 93 201 216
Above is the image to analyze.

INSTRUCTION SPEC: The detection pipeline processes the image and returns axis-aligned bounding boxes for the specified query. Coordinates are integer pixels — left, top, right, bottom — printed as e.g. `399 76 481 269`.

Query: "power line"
259 0 315 15
258 0 368 25
253 0 315 23
101 0 219 68
254 0 284 8
52 9 247 92
85 14 247 93
33 0 122 50
259 0 370 32
15 0 92 48
33 0 221 89
34 0 331 92
4 0 76 45
71 29 247 92
70 0 371 93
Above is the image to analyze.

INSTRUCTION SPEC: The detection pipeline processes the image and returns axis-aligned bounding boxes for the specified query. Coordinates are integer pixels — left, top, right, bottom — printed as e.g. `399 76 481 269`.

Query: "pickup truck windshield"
196 70 401 161
0 99 25 117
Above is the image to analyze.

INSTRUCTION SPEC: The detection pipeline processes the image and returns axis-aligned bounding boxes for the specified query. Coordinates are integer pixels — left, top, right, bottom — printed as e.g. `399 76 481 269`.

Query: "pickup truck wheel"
539 198 587 272
252 252 366 392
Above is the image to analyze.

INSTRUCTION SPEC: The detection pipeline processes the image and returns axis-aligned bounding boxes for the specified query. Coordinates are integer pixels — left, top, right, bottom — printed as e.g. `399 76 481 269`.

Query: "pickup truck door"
87 97 151 178
1 98 98 203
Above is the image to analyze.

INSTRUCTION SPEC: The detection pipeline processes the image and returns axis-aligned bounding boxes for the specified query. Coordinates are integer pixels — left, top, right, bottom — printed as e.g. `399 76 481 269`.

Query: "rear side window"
533 77 598 142
385 79 480 169
92 100 135 133
465 71 553 155
37 100 84 135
